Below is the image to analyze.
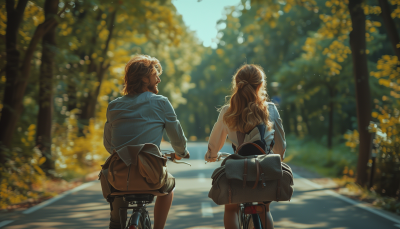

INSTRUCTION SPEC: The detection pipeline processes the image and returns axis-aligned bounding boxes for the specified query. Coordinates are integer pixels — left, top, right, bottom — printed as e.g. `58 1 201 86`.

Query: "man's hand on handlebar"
162 151 191 166
174 152 190 160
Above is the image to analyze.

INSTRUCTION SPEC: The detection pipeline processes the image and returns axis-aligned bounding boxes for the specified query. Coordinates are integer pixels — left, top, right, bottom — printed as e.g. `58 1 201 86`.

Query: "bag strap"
243 158 248 188
252 158 260 189
236 142 266 155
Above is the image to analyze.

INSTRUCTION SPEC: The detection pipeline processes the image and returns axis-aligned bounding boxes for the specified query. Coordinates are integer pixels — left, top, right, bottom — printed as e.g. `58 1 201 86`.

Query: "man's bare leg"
154 191 174 229
224 204 239 229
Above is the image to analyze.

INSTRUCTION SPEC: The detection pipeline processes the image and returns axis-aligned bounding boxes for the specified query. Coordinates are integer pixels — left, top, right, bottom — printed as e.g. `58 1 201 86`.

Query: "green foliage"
0 0 204 208
0 0 399 209
284 134 357 177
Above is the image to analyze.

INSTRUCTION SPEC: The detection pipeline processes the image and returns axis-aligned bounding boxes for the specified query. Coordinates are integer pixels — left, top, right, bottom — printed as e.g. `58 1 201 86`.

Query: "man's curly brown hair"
122 55 162 95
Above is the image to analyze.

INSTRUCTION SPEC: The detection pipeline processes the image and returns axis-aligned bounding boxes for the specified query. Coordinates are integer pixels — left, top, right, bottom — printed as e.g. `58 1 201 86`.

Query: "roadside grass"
284 134 400 215
283 134 357 177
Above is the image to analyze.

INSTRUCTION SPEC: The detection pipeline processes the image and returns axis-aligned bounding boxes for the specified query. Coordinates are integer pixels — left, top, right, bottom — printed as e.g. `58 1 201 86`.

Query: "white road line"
395 224 400 228
294 172 400 225
201 202 214 218
198 173 206 182
197 148 202 160
0 220 14 228
22 180 98 214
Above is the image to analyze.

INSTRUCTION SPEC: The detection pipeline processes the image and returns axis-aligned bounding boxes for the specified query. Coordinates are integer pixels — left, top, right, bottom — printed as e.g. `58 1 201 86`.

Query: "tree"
378 0 400 59
348 0 372 186
36 0 60 174
0 0 29 164
0 0 61 162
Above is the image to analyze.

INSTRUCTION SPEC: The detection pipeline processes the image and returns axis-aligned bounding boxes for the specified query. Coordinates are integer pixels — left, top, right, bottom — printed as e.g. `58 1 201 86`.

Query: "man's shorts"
159 172 175 193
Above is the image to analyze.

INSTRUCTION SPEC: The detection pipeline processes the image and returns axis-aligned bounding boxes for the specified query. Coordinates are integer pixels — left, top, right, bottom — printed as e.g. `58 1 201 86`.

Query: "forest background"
0 0 399 214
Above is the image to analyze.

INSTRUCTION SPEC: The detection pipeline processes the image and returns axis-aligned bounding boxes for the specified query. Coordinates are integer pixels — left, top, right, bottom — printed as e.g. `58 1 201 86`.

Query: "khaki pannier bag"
99 143 174 203
208 153 294 205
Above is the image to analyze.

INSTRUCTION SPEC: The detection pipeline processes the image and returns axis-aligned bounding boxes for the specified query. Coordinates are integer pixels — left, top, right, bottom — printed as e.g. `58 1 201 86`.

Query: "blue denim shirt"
103 92 188 157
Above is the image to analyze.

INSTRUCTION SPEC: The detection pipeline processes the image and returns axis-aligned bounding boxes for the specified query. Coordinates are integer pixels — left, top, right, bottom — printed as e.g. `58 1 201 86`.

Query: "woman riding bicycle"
204 64 286 229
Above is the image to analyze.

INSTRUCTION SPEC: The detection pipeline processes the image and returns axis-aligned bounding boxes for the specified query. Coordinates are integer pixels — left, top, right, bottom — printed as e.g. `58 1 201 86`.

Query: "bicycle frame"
113 150 189 229
119 195 153 229
240 203 267 229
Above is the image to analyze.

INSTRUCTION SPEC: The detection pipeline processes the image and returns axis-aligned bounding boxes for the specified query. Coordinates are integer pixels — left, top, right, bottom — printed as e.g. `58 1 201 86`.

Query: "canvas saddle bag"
98 143 172 203
208 126 294 205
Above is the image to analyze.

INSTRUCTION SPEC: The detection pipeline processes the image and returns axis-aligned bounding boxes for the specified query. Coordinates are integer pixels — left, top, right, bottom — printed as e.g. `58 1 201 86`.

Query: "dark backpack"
232 124 274 156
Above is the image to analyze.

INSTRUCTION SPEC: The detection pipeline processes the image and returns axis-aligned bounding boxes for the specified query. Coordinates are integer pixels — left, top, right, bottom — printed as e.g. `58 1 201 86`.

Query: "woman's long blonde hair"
222 64 271 133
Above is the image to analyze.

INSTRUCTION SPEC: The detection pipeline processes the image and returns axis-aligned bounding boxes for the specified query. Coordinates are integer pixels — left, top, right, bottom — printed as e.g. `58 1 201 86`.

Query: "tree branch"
20 18 57 81
101 10 117 59
57 2 68 16
378 0 400 59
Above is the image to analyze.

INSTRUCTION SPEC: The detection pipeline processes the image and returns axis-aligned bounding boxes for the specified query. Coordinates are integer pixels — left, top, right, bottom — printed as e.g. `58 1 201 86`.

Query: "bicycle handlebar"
163 152 191 166
205 152 231 164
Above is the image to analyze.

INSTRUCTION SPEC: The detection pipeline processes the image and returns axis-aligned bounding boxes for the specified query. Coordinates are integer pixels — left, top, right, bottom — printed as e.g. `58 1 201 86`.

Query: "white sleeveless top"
206 102 286 159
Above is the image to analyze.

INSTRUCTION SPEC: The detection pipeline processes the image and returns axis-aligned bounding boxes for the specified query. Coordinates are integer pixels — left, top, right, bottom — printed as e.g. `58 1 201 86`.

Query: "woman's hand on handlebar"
205 151 230 163
204 151 217 162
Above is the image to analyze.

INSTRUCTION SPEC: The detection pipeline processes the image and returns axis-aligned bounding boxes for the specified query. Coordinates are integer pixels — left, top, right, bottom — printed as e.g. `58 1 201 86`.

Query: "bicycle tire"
140 210 151 229
239 205 253 229
243 214 252 229
136 208 151 229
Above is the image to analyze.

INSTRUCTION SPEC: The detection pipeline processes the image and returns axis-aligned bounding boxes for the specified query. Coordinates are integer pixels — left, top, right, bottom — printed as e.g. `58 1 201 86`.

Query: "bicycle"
210 152 269 229
110 151 190 229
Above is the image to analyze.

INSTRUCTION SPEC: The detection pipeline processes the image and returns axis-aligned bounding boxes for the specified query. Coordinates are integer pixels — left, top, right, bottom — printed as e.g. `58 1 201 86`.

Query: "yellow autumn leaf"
38 157 46 166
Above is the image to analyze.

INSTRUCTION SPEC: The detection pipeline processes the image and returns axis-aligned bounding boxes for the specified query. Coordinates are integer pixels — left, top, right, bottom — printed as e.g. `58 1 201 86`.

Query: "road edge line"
0 220 14 228
22 180 98 215
293 172 400 225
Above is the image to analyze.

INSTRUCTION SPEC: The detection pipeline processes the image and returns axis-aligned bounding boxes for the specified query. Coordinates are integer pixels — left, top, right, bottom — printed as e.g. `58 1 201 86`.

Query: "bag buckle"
260 173 266 188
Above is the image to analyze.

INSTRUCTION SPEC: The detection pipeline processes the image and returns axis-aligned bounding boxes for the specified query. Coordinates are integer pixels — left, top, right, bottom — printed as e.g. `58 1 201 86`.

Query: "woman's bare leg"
224 204 239 229
265 211 274 229
259 203 274 229
154 191 174 229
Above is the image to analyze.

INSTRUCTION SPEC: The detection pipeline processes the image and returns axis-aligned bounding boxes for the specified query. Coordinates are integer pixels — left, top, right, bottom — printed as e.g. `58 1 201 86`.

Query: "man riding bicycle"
103 54 189 229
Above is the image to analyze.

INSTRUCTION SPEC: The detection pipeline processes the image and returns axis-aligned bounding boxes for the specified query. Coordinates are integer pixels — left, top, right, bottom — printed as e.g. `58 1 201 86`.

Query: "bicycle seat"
110 189 168 197
123 194 154 203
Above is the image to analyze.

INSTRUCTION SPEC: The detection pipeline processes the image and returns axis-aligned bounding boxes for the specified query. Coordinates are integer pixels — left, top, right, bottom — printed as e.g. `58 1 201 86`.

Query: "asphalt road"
2 142 400 229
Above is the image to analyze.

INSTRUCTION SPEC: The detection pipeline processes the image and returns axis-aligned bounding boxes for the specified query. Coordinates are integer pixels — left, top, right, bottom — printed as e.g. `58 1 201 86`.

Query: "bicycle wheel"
243 215 253 229
239 206 253 229
139 210 151 229
249 214 263 229
127 209 150 229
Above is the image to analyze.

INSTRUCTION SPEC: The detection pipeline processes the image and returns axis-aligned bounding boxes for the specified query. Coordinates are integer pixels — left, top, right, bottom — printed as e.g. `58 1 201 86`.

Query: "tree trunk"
0 0 29 164
378 0 400 59
348 0 372 187
79 11 116 124
36 0 59 174
327 86 335 149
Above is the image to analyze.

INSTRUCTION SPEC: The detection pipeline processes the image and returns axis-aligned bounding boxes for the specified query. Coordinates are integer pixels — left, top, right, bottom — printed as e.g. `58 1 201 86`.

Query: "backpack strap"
256 124 267 146
236 131 246 146
268 139 275 154
236 123 275 154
